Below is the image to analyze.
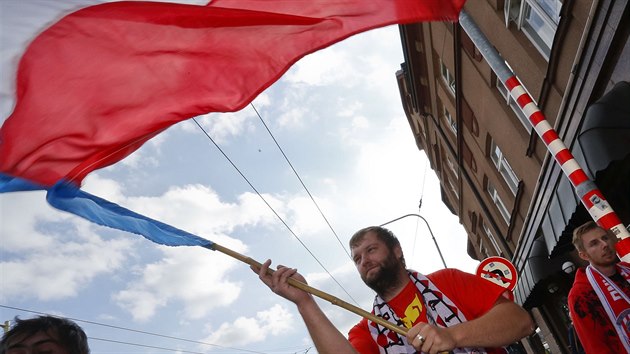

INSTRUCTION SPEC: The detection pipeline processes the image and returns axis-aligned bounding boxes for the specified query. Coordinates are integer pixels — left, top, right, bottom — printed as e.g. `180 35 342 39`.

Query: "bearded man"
568 221 630 353
254 226 533 354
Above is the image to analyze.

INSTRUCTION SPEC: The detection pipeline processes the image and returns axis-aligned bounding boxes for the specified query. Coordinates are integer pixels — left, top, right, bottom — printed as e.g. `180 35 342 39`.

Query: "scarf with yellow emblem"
368 270 486 354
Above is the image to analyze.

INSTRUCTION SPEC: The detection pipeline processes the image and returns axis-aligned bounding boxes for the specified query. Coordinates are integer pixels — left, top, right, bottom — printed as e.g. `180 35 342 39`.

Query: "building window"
447 176 459 198
490 141 519 195
504 0 561 60
440 61 456 95
496 70 533 132
488 181 511 223
446 154 458 176
478 236 489 258
444 106 457 133
481 219 503 256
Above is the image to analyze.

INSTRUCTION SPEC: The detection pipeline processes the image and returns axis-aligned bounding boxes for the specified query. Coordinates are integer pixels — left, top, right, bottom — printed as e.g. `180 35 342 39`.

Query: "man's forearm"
448 299 534 348
296 296 359 354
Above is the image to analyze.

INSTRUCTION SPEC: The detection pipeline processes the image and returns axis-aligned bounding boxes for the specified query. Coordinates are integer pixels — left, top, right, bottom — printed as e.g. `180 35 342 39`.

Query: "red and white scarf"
368 270 486 354
585 263 630 353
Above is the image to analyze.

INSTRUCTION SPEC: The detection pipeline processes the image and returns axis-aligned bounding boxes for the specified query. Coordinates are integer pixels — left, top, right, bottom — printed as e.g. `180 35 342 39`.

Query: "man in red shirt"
568 221 630 353
254 226 533 353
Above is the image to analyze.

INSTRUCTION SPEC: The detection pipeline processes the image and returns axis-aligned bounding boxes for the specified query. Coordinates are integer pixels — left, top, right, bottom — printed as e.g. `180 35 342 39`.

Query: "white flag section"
0 1 477 353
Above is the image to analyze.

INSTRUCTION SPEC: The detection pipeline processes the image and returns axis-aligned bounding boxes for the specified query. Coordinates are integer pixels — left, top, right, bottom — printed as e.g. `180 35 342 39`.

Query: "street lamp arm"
379 213 447 269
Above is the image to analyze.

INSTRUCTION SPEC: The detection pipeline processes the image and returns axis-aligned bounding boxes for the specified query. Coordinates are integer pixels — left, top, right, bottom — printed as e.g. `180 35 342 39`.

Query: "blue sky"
0 1 479 353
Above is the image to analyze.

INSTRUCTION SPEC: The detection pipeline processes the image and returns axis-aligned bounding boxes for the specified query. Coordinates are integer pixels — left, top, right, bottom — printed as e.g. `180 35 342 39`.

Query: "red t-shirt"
568 262 630 354
348 268 508 354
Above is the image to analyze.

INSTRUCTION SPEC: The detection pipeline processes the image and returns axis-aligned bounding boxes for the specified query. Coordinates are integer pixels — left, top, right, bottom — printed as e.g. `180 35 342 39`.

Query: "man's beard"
362 253 404 295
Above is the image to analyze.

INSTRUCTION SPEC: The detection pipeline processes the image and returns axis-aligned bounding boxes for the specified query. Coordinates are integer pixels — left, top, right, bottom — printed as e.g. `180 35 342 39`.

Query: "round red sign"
475 256 518 291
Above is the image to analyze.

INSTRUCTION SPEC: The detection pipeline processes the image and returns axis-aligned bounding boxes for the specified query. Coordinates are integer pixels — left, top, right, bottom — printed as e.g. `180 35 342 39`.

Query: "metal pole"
379 213 448 268
458 11 630 261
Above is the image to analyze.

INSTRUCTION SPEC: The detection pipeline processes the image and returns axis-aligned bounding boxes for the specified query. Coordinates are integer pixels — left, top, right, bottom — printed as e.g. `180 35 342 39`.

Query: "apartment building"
396 0 630 352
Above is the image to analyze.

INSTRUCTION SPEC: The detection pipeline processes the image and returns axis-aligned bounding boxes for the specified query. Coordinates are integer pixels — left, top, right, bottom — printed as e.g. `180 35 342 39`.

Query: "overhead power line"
0 305 266 354
250 103 351 260
89 337 209 354
192 118 359 306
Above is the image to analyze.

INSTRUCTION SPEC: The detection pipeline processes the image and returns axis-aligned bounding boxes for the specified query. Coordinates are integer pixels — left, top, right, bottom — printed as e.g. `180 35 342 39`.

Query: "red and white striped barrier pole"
459 12 630 261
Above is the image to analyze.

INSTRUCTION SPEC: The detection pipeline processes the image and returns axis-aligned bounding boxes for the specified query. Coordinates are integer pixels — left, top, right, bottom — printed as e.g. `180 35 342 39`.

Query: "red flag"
0 0 465 188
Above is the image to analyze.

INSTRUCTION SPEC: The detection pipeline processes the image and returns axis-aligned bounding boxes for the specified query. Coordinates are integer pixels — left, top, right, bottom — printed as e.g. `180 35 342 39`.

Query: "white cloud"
200 304 294 346
284 196 334 238
235 191 287 229
122 184 281 236
337 101 364 118
351 119 423 198
118 133 167 169
1 236 130 301
0 191 68 251
284 48 356 87
335 99 370 132
184 110 258 144
0 192 134 302
251 91 271 108
283 26 402 92
267 84 323 130
351 115 370 129
277 105 311 129
113 246 243 322
175 91 269 140
82 174 126 203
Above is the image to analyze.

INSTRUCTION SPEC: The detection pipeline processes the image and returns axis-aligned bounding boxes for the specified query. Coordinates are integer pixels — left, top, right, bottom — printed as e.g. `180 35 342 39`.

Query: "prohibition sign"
476 256 517 291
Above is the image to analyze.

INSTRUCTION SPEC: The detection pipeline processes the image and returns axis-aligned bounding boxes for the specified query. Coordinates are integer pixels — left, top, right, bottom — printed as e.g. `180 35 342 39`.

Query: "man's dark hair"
349 226 406 267
1 315 89 354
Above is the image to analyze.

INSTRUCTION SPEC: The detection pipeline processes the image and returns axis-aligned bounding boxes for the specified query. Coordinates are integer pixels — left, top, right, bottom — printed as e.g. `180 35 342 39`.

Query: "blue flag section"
0 173 47 193
45 180 213 248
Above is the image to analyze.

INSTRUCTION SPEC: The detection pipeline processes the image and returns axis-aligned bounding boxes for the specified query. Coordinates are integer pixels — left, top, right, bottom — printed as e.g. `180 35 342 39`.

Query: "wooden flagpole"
205 242 409 337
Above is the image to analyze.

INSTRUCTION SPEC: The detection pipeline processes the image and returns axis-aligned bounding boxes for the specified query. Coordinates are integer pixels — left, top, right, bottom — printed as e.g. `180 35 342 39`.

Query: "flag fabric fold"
0 0 465 247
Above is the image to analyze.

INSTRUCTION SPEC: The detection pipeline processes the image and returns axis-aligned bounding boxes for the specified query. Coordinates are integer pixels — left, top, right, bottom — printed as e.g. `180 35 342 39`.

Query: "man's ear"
578 250 590 262
394 244 403 259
